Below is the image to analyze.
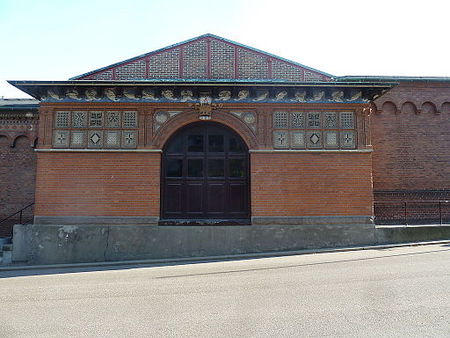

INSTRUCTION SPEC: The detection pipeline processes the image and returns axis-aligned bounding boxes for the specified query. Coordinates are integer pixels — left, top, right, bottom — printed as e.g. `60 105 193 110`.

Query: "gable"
71 34 333 82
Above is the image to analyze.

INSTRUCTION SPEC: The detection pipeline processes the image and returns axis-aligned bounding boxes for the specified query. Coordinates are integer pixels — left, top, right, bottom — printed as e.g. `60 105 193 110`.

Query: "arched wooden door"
161 122 249 220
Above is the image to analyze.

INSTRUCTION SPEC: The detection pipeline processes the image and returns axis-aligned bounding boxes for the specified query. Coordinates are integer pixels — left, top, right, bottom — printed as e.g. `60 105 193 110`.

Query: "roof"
0 98 39 111
70 33 334 81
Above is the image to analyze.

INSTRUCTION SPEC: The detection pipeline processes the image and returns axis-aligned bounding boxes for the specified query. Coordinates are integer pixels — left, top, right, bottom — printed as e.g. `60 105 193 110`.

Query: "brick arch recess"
152 111 259 150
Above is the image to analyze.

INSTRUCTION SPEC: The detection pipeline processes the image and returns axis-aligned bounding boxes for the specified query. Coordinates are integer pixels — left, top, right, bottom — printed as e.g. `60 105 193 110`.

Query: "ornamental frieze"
40 86 370 104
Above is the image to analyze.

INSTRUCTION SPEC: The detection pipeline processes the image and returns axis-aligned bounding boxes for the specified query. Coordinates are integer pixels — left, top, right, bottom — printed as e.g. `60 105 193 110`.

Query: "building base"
13 217 375 264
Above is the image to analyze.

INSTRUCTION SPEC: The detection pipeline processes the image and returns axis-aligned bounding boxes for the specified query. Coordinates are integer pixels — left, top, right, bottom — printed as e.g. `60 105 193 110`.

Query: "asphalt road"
0 244 449 337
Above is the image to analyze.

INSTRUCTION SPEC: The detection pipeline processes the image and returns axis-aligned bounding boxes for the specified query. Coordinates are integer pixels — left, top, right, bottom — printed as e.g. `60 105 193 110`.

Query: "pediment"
71 34 333 82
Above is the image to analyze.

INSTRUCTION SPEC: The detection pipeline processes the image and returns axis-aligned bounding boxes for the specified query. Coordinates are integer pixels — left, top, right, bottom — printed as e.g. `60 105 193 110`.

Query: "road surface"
0 244 449 337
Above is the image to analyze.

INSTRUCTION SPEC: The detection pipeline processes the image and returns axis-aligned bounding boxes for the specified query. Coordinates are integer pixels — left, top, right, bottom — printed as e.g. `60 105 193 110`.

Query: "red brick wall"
0 135 36 219
251 152 373 216
372 82 450 200
34 152 160 217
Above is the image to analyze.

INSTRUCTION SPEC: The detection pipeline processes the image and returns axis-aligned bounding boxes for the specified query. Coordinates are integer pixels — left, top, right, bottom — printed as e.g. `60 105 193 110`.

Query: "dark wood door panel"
162 122 249 220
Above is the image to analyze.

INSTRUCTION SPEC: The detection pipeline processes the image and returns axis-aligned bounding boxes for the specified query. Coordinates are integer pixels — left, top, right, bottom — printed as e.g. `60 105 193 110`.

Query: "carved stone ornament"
162 89 176 100
142 88 157 100
275 90 288 101
331 90 344 102
254 90 269 102
236 89 249 101
104 88 119 101
47 88 62 100
292 90 307 102
180 90 195 102
123 88 137 99
189 96 223 120
66 88 80 100
85 88 98 101
217 90 231 101
313 90 325 101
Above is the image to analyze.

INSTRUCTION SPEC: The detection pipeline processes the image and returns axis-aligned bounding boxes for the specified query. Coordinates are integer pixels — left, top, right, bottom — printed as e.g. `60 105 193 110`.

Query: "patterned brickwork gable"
72 34 333 82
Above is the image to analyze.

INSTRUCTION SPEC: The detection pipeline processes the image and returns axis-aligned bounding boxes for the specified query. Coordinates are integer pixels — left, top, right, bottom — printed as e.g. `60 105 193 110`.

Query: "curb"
1 239 449 272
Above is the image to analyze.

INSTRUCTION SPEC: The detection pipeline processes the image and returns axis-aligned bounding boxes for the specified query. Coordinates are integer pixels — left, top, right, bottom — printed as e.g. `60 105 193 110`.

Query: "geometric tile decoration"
105 131 121 148
324 131 338 148
273 112 289 129
291 112 305 128
273 131 289 148
290 131 305 148
106 111 121 128
53 130 69 148
89 111 103 128
52 110 141 149
306 131 322 148
324 112 337 129
272 111 357 150
55 111 70 128
341 131 356 148
122 130 137 148
123 111 138 128
307 112 321 128
88 130 103 148
72 111 87 128
70 131 85 147
340 112 354 129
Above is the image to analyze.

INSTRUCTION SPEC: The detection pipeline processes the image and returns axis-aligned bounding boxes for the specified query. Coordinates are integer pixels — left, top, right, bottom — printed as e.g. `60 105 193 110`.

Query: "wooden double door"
162 122 249 220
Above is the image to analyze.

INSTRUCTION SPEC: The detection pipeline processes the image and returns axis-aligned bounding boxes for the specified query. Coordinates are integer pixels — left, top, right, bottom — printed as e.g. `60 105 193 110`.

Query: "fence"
374 200 450 225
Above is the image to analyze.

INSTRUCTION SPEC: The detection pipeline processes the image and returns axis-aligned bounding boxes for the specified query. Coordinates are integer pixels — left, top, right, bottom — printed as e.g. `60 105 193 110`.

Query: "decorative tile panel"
89 111 103 128
290 131 305 148
324 112 337 129
88 130 103 148
122 130 137 148
273 112 289 129
291 112 304 128
273 131 289 148
306 131 322 148
55 111 70 128
70 131 85 148
123 111 138 128
105 131 121 148
72 111 87 128
106 111 121 128
307 112 321 128
324 131 338 148
340 112 354 129
53 130 69 148
341 131 356 148
272 111 357 150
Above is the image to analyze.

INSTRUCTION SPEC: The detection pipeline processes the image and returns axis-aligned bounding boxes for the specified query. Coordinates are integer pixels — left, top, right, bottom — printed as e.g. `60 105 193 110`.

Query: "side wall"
251 152 373 219
34 152 160 222
372 82 450 198
372 82 450 222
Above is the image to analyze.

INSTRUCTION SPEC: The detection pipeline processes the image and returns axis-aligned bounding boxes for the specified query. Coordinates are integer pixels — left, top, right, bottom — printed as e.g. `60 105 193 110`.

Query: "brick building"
3 34 450 264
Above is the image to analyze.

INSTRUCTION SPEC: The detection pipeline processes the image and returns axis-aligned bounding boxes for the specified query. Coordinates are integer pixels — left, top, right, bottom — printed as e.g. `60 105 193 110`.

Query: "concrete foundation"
13 217 374 264
12 220 450 265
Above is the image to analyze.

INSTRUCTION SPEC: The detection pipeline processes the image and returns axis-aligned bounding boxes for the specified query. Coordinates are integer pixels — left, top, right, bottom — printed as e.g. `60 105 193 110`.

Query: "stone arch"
12 134 31 148
381 101 397 114
0 134 13 147
152 110 259 150
421 101 437 114
401 101 417 114
441 102 450 114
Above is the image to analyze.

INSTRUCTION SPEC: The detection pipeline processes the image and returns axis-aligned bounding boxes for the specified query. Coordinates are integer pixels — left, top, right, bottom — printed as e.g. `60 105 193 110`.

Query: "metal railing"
0 203 34 237
374 200 450 225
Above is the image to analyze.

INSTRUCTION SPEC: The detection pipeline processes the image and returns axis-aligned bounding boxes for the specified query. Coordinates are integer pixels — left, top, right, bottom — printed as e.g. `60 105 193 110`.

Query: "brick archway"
152 110 259 150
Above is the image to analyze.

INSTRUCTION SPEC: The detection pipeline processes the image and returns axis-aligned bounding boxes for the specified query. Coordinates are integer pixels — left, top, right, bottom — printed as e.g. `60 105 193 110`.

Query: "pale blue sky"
1 0 449 98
